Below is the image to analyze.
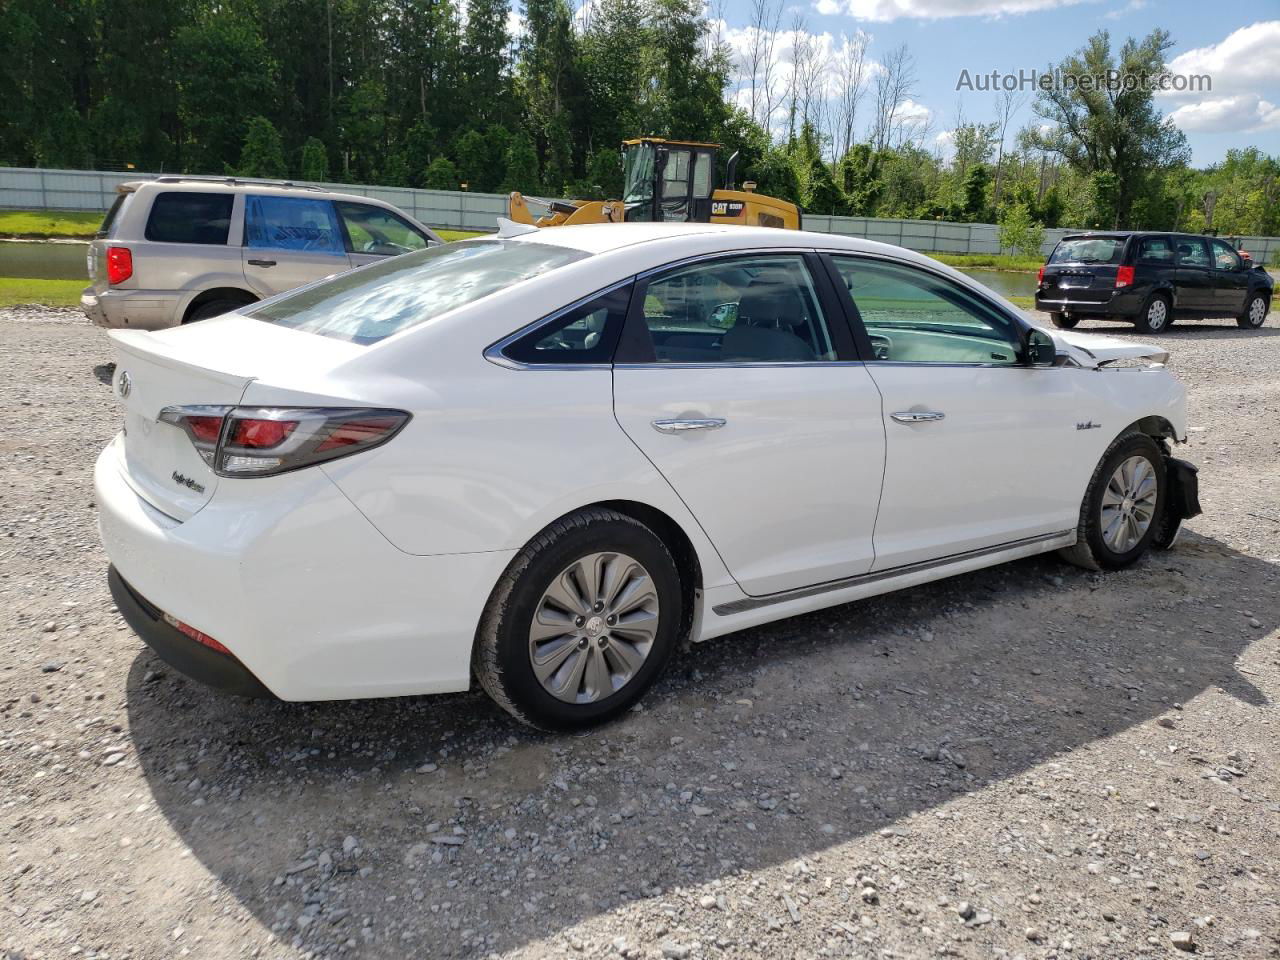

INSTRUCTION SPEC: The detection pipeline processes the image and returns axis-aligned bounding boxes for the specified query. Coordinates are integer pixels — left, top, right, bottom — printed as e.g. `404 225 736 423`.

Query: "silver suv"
81 177 442 329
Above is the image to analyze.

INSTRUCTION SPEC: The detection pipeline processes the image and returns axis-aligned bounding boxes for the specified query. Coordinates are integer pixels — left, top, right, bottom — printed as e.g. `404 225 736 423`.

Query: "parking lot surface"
2 306 1277 959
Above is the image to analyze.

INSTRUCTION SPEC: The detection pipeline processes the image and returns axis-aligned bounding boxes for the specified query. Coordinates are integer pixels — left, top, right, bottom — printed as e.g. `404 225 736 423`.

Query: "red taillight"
106 246 133 285
315 417 400 452
163 613 231 655
1115 265 1134 288
227 418 298 449
186 416 224 444
1037 265 1045 285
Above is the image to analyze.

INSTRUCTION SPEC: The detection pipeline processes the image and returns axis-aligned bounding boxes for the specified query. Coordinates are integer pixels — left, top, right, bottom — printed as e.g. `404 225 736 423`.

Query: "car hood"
1051 330 1169 368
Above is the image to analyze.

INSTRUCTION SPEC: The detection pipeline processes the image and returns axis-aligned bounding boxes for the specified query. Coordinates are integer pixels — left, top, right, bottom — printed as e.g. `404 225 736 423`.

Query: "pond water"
1 240 89 280
959 267 1038 300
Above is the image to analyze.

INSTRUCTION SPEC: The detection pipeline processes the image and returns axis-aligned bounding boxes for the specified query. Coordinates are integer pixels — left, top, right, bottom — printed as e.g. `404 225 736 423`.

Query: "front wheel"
1238 293 1269 330
1049 312 1078 330
1058 432 1166 571
473 508 682 729
1133 294 1172 334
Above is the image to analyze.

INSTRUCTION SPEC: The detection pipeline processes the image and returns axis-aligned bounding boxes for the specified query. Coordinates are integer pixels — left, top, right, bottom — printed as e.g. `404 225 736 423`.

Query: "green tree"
300 136 329 182
501 133 541 192
998 202 1045 257
236 116 287 177
423 155 459 190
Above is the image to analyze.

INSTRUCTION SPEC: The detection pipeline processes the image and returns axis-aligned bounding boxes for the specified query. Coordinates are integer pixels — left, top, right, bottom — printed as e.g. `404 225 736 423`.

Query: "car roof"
120 177 397 207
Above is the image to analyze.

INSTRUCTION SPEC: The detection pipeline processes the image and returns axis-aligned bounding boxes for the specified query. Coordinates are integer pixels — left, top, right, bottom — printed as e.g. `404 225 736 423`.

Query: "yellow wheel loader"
507 138 802 230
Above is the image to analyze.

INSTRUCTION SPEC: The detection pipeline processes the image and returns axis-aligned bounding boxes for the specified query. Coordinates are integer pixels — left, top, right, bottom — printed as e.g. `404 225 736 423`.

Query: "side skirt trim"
711 529 1075 616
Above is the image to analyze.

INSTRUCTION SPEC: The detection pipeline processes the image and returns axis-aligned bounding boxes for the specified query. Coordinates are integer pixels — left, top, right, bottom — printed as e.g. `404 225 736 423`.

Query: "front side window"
500 285 632 365
831 257 1021 365
245 195 345 254
1137 236 1174 264
1176 238 1211 268
335 202 429 256
249 240 589 344
145 191 233 245
1211 238 1241 271
627 255 836 363
1049 236 1125 265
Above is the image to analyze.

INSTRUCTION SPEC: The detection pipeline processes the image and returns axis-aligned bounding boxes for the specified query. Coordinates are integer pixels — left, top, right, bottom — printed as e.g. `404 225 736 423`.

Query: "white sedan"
95 223 1201 728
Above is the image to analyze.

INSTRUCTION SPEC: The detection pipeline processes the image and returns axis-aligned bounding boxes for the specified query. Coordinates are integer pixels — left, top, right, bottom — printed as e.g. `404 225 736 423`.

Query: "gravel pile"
1 308 1277 959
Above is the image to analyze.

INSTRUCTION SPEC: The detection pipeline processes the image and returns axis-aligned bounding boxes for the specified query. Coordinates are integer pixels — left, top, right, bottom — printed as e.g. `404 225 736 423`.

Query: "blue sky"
707 0 1280 165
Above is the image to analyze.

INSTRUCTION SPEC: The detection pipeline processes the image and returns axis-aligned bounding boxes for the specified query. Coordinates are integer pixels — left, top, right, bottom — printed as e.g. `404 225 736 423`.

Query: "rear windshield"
97 192 131 239
1049 236 1126 265
249 240 589 344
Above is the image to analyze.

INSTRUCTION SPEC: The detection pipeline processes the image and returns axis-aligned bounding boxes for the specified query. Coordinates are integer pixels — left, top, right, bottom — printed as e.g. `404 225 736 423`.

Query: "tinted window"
630 255 836 363
250 240 589 344
144 191 233 245
831 257 1020 365
335 202 429 256
1049 237 1125 265
245 195 345 253
1176 238 1211 267
1137 236 1174 264
97 192 130 239
502 285 632 365
1211 239 1241 271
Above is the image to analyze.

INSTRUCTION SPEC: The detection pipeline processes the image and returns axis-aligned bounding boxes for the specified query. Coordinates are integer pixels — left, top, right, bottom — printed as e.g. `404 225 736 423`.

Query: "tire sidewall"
1084 435 1166 569
1135 294 1170 334
1050 312 1078 330
492 519 682 728
1242 294 1268 328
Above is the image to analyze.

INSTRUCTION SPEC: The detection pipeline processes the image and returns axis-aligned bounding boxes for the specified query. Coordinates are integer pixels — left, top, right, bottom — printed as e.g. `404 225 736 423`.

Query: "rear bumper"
108 566 275 697
94 436 516 701
1035 289 1143 317
82 287 180 330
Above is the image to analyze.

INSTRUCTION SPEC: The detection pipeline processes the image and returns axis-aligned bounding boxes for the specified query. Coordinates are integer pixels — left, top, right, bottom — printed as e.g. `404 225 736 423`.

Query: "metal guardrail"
2 165 1277 263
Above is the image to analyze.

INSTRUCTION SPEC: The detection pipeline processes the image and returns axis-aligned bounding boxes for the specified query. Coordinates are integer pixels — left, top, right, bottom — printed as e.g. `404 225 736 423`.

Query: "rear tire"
184 299 253 324
1058 432 1165 571
1133 293 1172 334
1049 312 1078 330
472 508 682 730
1238 293 1269 330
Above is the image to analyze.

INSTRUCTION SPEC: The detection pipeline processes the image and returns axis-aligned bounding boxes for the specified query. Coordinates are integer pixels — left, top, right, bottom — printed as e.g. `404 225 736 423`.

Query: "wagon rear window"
249 240 589 344
1048 237 1125 265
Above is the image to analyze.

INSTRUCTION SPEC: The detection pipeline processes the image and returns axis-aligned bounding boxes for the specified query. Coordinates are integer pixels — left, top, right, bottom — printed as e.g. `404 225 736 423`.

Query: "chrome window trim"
483 278 636 371
614 360 864 370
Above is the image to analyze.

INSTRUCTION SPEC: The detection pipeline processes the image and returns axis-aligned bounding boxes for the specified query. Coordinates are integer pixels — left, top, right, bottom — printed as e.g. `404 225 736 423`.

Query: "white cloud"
1168 94 1280 134
1163 20 1280 100
813 0 1086 22
1103 0 1147 19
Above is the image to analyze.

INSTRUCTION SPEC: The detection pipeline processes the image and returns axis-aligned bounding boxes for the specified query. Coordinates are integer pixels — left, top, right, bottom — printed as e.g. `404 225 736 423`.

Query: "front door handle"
651 418 727 434
890 410 945 424
246 259 277 267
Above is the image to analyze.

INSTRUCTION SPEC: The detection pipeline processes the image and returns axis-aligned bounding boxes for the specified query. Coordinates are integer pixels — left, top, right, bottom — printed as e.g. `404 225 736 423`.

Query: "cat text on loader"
507 138 802 230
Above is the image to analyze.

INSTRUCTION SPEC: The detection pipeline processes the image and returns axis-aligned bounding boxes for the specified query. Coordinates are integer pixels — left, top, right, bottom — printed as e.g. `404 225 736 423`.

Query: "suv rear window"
97 192 131 239
1048 237 1126 265
249 240 590 344
145 191 234 245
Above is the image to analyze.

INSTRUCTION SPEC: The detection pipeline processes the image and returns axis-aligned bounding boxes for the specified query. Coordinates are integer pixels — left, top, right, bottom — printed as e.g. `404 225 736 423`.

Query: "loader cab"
622 138 718 224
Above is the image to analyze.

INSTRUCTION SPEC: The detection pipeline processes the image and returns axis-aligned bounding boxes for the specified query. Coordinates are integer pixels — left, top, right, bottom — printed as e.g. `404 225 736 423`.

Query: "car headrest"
736 280 806 328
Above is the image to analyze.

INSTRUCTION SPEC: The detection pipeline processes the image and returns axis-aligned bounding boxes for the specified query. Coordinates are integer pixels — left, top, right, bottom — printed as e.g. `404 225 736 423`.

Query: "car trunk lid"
1040 263 1119 302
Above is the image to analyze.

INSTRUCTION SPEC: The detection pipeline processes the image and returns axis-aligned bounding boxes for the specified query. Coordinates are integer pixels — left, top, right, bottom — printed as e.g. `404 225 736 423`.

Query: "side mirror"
709 302 738 329
1023 327 1057 366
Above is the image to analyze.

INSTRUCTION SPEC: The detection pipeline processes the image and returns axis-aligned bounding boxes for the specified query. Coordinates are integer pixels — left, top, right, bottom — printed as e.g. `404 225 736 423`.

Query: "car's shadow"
93 361 115 385
1061 319 1280 341
124 531 1274 956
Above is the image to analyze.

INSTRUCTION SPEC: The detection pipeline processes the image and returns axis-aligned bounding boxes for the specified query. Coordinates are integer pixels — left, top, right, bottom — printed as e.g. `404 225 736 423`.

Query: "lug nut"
606 615 617 626
577 637 589 649
574 616 585 627
594 600 605 612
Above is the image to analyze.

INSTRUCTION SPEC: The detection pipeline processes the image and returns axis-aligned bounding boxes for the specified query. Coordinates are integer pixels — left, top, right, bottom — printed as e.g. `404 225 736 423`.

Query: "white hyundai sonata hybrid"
95 222 1201 728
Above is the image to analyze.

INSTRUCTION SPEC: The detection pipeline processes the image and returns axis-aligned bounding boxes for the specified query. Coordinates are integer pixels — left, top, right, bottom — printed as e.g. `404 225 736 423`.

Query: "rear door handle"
890 410 945 424
651 418 727 434
247 259 277 267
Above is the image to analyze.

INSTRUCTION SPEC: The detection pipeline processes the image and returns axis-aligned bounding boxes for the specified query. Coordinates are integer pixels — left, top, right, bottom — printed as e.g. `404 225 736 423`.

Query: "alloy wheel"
1147 299 1168 330
1100 455 1158 553
1248 297 1266 326
528 552 660 704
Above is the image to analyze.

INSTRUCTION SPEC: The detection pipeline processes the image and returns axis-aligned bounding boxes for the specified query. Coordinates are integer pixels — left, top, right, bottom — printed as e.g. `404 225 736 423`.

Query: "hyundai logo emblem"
118 370 131 398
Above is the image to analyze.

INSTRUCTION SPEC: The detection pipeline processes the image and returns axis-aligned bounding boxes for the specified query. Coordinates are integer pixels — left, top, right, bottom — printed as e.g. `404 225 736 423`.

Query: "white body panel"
93 224 1191 702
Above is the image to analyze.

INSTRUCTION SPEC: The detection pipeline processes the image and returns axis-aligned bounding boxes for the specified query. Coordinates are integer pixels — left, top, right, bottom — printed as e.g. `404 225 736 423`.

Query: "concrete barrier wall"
3 166 1277 263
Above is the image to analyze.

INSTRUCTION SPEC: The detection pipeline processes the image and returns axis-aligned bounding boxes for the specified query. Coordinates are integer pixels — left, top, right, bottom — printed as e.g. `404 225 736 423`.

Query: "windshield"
1049 237 1126 265
623 144 655 205
249 240 589 344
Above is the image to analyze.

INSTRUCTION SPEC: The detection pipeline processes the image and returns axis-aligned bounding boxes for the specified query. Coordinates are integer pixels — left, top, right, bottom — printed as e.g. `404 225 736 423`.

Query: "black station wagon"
1035 231 1273 334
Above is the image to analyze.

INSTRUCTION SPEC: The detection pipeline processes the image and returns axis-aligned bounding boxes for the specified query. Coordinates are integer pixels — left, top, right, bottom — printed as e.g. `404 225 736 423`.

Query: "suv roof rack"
149 175 329 193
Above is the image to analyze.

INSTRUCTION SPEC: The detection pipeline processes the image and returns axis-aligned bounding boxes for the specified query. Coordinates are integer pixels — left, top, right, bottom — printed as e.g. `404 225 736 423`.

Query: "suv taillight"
106 246 133 285
1115 265 1135 288
158 406 410 477
1037 265 1045 285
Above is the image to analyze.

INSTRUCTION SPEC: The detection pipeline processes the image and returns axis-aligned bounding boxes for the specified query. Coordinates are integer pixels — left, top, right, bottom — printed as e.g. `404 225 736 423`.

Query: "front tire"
1238 293 1269 329
1133 293 1172 334
1049 312 1078 330
1059 432 1166 571
473 508 682 730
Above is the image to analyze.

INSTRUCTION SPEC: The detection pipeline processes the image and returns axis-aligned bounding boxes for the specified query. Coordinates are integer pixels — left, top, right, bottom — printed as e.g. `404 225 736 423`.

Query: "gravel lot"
2 305 1277 960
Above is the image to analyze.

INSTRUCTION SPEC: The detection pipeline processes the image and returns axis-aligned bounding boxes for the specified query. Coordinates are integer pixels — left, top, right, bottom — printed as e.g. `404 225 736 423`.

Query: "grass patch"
0 209 103 239
435 228 487 241
929 252 1044 273
0 277 84 307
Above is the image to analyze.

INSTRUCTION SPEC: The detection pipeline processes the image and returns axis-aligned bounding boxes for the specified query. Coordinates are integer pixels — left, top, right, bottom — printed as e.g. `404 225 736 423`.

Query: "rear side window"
500 284 632 365
145 191 234 244
245 195 345 254
1049 237 1125 265
97 192 131 239
1137 236 1173 264
249 240 590 344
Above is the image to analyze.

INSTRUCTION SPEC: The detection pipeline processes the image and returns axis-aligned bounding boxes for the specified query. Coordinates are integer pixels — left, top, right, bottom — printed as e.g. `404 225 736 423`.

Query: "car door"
241 193 352 298
1209 238 1250 315
611 252 886 597
1173 237 1214 312
825 254 1082 571
335 201 434 269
